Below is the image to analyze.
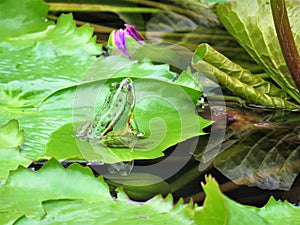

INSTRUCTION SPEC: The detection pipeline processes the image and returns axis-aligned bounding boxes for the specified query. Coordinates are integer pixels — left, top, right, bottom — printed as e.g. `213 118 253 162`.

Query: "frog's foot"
88 132 145 148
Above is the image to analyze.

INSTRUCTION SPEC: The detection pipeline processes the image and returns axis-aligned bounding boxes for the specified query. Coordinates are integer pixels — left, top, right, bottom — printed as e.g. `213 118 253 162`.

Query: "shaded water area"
44 2 300 206
195 103 300 206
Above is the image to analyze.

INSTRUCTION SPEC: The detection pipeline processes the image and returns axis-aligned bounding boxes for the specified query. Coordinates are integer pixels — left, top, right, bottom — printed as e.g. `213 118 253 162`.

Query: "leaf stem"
270 0 300 90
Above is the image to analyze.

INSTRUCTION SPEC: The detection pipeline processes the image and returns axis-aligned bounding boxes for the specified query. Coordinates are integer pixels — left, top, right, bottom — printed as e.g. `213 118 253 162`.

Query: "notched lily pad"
0 119 31 182
195 175 300 224
0 158 111 225
0 119 24 148
44 78 211 163
0 0 102 159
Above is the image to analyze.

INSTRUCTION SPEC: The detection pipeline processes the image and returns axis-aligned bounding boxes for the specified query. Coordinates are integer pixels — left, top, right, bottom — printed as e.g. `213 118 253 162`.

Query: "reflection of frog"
75 78 143 147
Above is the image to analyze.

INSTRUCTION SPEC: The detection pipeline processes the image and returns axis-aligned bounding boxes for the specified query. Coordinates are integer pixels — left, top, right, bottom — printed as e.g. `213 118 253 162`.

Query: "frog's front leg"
129 113 144 138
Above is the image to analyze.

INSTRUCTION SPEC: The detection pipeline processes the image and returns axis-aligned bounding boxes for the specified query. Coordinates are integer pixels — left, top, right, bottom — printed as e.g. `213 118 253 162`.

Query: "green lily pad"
0 119 24 149
0 120 31 182
15 195 195 225
0 0 51 40
0 159 111 225
44 77 211 163
1 0 209 162
1 13 101 109
0 0 102 159
6 172 300 225
195 175 300 225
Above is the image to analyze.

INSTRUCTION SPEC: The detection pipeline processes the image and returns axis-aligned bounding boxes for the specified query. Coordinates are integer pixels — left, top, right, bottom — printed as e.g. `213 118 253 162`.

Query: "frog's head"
120 78 134 106
120 78 133 93
109 78 133 93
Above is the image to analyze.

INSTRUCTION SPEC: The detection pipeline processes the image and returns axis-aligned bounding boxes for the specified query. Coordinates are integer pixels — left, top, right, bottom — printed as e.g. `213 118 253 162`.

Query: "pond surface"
195 104 300 206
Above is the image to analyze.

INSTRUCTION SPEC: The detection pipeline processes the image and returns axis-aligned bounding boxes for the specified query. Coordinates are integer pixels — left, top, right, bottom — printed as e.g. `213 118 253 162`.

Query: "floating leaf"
2 168 299 224
0 120 24 149
0 158 193 225
255 197 300 224
0 120 31 182
195 175 300 224
195 175 267 224
15 195 195 225
44 75 211 163
0 0 101 159
1 13 101 108
0 159 111 225
0 0 52 40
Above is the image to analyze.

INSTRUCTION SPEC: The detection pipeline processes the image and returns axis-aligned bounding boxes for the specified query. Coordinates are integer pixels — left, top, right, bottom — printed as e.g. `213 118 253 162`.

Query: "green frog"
75 78 143 148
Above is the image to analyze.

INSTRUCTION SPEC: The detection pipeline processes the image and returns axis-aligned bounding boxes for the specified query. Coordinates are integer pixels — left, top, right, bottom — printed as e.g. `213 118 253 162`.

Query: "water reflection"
196 103 300 191
107 161 134 176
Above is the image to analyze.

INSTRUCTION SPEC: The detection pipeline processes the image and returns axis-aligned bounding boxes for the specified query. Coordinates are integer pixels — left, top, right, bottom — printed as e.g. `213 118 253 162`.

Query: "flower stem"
270 0 300 90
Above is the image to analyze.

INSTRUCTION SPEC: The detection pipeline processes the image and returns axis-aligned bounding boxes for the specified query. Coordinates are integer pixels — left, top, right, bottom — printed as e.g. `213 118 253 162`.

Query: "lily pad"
5 172 300 225
0 0 102 159
0 120 31 182
0 0 52 40
0 159 111 225
15 195 195 225
1 13 101 109
195 175 300 224
44 77 211 163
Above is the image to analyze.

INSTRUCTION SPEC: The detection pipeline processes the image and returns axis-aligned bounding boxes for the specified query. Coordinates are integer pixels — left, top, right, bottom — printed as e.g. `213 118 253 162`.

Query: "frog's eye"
125 84 132 92
109 82 119 90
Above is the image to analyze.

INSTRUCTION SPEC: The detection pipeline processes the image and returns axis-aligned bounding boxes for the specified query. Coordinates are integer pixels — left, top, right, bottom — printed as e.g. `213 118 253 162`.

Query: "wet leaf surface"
0 120 31 182
0 159 111 225
44 76 211 163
